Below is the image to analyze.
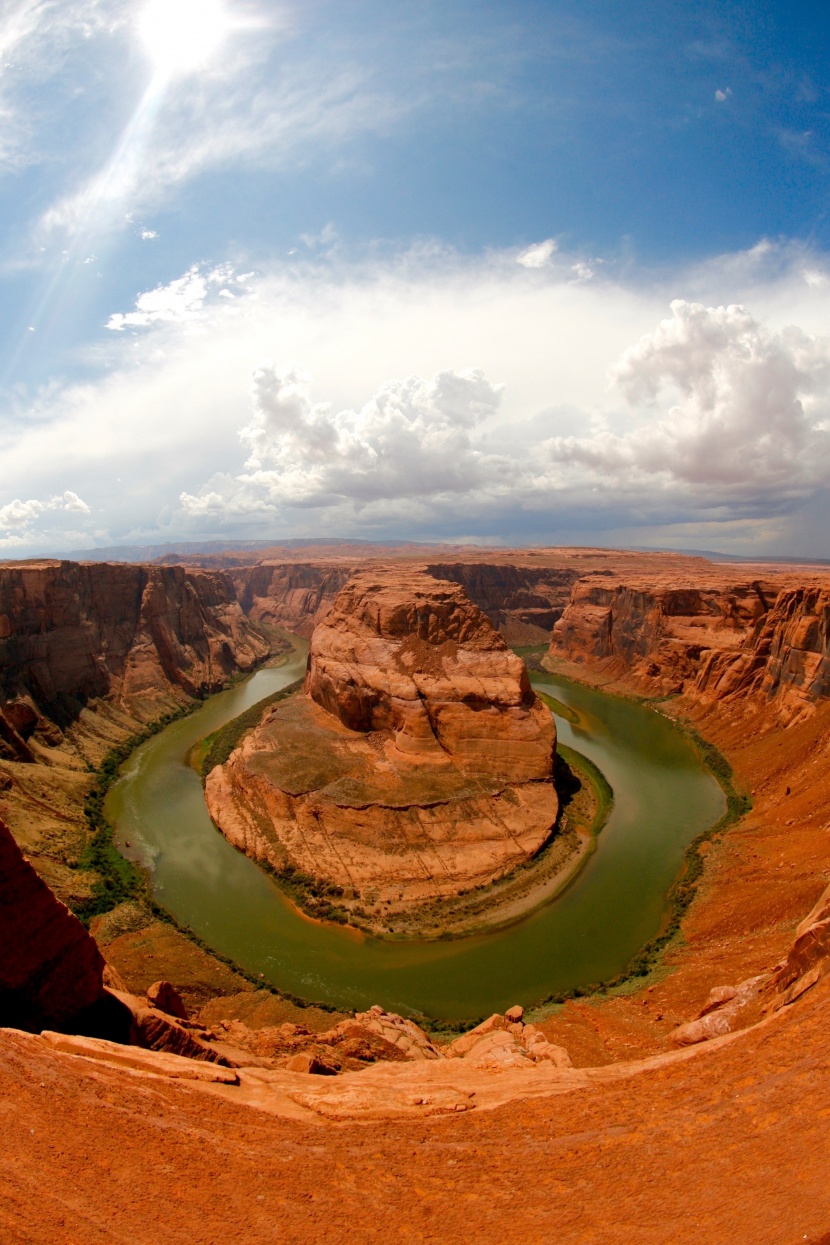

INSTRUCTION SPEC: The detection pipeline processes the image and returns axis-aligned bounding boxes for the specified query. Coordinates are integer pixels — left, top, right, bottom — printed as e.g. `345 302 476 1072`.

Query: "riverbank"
311 742 611 942
521 652 830 1065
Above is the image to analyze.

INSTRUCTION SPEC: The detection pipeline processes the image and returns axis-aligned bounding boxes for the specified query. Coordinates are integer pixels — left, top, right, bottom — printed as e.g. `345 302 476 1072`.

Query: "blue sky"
2 0 830 555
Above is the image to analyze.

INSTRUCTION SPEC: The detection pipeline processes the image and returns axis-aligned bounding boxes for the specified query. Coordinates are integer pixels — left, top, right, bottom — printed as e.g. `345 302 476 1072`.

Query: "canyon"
3 543 830 1242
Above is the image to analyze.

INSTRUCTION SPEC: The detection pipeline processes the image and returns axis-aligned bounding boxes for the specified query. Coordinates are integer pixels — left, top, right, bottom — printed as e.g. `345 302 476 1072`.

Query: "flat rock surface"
3 975 830 1243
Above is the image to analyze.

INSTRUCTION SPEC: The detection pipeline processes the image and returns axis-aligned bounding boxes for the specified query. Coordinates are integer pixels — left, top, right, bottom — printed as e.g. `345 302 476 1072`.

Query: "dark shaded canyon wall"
0 815 105 1032
0 561 270 758
424 564 581 643
549 575 830 716
229 563 353 638
229 560 581 645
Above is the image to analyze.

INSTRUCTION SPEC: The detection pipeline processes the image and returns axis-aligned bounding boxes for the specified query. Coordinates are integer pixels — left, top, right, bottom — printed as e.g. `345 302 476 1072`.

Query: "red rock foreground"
206 571 558 912
3 962 830 1243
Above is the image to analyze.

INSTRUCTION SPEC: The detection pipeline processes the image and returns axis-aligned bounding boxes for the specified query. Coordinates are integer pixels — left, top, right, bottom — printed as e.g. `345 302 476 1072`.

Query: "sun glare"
138 0 230 77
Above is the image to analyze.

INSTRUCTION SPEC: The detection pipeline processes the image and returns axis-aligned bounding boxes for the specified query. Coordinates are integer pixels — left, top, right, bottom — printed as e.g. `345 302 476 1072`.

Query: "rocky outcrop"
230 558 582 646
0 816 105 1032
549 575 775 693
306 570 555 780
696 586 830 715
0 559 273 908
552 570 830 717
206 571 558 914
549 573 830 718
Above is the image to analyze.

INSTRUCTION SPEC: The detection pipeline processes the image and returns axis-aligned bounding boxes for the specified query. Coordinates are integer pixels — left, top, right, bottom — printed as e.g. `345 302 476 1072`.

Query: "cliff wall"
0 815 105 1032
423 563 580 643
0 560 272 903
229 562 352 638
548 572 830 717
0 561 270 758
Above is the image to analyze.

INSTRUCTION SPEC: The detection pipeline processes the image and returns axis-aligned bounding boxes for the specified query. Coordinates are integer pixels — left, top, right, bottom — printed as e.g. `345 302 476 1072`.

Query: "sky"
2 0 830 557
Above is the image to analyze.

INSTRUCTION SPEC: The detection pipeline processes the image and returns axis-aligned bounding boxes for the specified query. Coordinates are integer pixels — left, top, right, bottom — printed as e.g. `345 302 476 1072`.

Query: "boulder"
146 980 189 1021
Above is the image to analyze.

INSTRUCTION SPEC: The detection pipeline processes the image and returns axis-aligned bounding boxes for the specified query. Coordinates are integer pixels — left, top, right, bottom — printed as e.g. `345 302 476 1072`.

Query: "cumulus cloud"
546 300 830 511
0 490 90 546
106 263 242 329
516 239 558 269
8 241 830 555
181 367 508 516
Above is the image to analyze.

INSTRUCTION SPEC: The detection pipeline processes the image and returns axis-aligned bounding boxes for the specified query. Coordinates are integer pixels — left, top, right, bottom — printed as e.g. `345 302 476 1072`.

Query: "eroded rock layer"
0 559 272 904
548 571 830 719
306 570 555 780
206 571 558 908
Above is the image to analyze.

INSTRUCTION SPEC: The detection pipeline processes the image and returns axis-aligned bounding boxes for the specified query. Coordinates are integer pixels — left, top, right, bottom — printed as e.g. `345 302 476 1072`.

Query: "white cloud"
546 300 830 510
181 366 507 515
715 87 732 102
0 490 91 548
105 263 241 329
516 239 557 269
6 241 830 555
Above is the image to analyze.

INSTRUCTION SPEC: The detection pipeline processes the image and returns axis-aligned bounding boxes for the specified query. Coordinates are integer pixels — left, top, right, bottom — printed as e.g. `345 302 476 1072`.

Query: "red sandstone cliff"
229 557 595 647
424 562 579 643
306 570 555 780
230 562 352 638
0 560 273 904
0 560 271 760
547 571 830 717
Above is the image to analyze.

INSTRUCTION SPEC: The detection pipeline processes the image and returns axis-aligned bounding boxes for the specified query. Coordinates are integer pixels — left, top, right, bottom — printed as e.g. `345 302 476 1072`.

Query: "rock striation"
0 561 270 735
0 559 273 905
548 572 830 718
230 561 352 638
206 571 558 913
306 570 555 780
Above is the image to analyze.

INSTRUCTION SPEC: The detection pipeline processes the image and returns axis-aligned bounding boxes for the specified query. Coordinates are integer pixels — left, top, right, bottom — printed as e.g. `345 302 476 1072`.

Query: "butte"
204 570 559 923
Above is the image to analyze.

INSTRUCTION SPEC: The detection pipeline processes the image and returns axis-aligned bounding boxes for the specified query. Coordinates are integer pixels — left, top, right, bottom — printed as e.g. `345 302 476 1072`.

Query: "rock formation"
0 558 274 906
547 571 830 718
230 561 352 638
0 816 105 1032
206 571 558 913
423 562 579 643
305 570 555 780
0 560 270 731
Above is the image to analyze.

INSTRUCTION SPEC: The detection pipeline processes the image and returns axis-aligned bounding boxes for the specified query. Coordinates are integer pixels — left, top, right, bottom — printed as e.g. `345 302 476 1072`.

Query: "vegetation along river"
107 641 725 1021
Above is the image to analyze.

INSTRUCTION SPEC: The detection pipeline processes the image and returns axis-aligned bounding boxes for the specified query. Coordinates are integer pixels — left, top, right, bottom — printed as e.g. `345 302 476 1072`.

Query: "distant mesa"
205 570 559 920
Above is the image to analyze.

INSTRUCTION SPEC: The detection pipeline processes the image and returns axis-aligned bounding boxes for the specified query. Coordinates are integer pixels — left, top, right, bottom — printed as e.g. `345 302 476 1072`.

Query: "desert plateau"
2 542 830 1243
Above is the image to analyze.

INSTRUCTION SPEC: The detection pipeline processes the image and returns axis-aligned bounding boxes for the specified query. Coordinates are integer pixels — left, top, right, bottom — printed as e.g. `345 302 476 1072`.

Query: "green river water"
106 644 725 1021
